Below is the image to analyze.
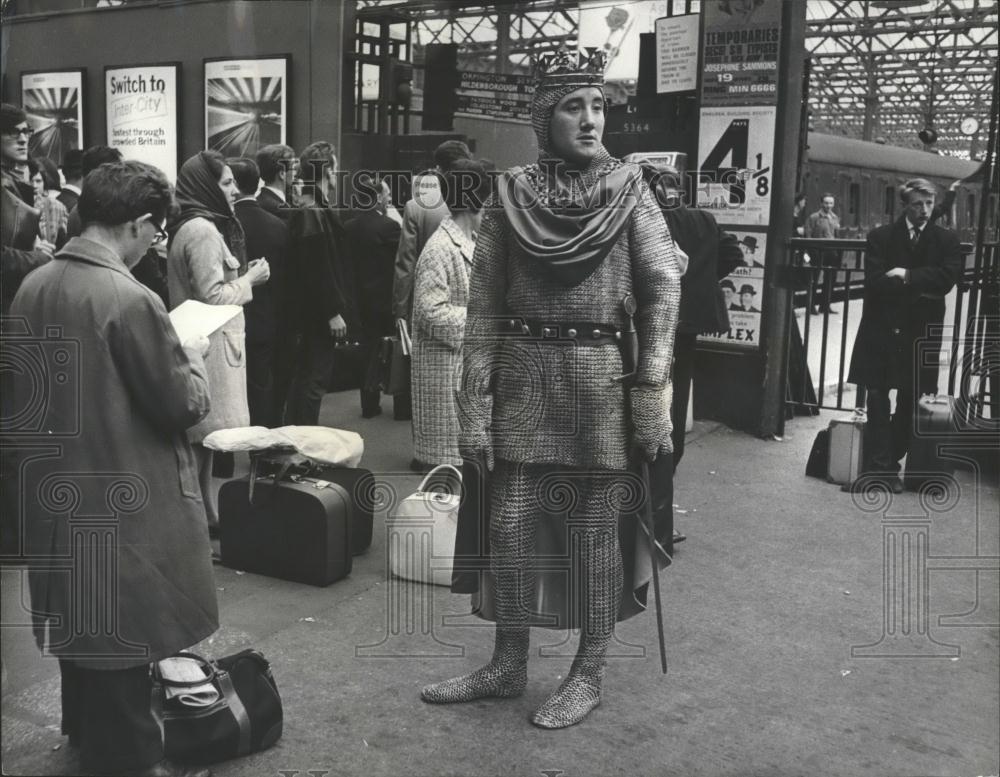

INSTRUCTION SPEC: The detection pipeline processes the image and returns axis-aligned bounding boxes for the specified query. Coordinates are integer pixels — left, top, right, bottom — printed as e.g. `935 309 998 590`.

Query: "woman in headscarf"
410 159 491 469
167 150 270 533
421 50 682 729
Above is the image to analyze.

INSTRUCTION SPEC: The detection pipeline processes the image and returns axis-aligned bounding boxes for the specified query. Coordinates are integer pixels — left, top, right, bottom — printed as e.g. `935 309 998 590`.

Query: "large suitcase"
905 395 958 490
827 413 866 485
218 474 353 586
252 458 374 556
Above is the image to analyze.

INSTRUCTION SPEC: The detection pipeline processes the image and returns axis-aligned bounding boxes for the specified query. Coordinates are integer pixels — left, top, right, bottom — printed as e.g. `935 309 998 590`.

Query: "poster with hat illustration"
701 266 763 349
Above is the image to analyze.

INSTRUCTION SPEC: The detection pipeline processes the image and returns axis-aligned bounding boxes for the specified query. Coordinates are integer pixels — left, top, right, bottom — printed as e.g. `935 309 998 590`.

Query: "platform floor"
2 389 998 777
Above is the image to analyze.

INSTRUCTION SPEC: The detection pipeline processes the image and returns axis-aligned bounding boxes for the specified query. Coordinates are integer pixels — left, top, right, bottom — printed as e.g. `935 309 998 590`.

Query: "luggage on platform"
218 472 353 586
905 395 958 491
251 456 375 556
827 411 866 485
387 464 461 587
805 428 830 479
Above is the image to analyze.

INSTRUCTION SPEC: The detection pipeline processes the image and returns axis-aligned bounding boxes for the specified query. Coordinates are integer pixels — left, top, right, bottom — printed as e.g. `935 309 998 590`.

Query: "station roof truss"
805 0 999 158
355 1 997 158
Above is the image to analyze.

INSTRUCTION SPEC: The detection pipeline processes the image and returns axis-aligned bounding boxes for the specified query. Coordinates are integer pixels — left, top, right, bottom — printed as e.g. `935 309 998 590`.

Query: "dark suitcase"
218 474 353 586
252 458 374 556
905 396 958 491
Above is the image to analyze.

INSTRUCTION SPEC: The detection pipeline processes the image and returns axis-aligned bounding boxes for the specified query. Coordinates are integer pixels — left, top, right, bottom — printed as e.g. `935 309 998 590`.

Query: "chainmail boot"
531 507 622 729
421 462 533 703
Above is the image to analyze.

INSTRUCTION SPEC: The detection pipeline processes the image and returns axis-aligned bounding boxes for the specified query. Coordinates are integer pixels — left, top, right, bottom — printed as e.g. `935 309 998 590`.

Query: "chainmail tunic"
459 147 682 470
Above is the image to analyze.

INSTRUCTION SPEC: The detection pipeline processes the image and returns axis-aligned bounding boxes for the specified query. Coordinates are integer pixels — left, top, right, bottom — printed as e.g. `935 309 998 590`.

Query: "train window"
849 182 860 223
966 193 976 225
885 186 895 218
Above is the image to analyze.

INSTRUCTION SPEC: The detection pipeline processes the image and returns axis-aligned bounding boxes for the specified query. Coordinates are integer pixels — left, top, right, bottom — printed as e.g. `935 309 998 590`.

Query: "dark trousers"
246 337 276 428
865 385 918 474
272 329 300 426
286 329 335 425
670 332 697 472
60 659 163 774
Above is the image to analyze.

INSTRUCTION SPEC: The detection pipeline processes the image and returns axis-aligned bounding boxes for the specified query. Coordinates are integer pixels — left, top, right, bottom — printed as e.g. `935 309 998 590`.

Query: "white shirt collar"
905 218 923 234
62 183 81 195
263 184 286 203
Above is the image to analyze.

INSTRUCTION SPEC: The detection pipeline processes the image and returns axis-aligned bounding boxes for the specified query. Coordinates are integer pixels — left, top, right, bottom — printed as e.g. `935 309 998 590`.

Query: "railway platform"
3 389 997 777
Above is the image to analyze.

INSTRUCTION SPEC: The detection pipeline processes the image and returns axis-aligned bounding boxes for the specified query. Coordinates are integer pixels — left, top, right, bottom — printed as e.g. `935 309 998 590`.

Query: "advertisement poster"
20 70 85 165
105 64 179 182
655 14 699 94
700 267 763 349
455 72 532 122
204 56 288 157
579 0 667 103
696 105 775 226
701 0 781 106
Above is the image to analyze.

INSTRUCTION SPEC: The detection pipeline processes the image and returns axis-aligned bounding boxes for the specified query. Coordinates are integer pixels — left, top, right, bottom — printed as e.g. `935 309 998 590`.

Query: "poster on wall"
579 0 668 103
701 267 763 349
655 14 699 94
701 0 781 106
20 69 85 166
696 105 776 226
105 64 180 182
204 56 289 158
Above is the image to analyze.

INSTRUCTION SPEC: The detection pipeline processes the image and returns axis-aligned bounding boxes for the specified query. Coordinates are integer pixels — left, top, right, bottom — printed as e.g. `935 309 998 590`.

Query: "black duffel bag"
152 649 283 764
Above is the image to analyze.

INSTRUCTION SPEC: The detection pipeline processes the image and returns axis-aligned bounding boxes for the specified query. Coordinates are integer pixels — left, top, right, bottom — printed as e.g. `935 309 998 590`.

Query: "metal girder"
805 0 998 157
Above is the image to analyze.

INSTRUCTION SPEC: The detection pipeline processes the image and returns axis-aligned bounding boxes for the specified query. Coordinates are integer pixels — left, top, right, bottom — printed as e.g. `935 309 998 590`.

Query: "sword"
617 294 668 675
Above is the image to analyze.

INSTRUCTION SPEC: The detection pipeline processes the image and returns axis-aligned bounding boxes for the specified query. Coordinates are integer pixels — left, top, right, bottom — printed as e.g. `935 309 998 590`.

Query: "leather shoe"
128 759 213 777
672 529 686 544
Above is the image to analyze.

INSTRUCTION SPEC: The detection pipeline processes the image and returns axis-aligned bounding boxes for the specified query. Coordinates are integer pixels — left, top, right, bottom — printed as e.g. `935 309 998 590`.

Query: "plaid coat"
411 217 474 466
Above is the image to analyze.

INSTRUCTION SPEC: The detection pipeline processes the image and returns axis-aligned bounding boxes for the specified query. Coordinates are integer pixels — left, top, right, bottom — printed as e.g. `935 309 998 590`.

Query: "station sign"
105 64 179 182
455 72 532 122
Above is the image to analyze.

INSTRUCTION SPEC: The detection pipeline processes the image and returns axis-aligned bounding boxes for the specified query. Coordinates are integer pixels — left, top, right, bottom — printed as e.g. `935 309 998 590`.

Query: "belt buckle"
541 324 559 339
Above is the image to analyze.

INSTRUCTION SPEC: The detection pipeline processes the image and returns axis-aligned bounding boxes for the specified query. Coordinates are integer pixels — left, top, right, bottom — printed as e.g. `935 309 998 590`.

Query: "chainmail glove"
457 393 495 471
630 384 673 462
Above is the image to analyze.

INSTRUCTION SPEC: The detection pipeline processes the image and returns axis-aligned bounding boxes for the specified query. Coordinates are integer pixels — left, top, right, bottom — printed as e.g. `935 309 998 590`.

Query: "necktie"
911 227 921 246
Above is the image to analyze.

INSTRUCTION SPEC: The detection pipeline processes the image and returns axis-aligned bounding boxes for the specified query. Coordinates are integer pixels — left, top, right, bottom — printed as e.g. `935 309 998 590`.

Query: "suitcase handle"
416 464 463 495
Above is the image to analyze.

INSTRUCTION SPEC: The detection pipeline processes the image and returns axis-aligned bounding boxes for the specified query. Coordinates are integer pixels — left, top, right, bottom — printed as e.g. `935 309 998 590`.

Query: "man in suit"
58 148 83 211
391 140 471 425
848 178 962 492
805 192 841 314
285 141 355 425
230 157 289 428
346 174 401 418
720 278 739 310
737 284 760 312
255 144 298 220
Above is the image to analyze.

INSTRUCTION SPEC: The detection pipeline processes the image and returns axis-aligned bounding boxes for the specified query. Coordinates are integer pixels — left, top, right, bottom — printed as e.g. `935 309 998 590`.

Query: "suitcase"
905 395 957 490
218 474 353 586
805 428 830 479
252 458 374 556
827 413 866 485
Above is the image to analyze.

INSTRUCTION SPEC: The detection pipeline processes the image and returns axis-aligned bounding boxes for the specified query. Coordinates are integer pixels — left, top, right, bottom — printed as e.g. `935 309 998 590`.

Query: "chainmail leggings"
491 461 624 663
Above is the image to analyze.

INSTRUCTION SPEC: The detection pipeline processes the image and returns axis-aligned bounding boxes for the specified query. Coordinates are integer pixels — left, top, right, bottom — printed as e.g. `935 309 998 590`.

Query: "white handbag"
387 465 462 587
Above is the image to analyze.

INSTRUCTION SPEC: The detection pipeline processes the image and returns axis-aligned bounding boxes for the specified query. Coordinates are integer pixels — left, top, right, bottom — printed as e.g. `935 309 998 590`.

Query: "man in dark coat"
255 143 298 220
285 141 356 425
346 174 401 418
57 148 83 211
639 161 742 469
8 160 216 777
848 178 962 491
230 156 289 427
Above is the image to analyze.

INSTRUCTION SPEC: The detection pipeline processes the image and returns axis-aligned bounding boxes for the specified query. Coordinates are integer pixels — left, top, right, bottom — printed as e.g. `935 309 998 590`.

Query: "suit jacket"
661 204 743 335
848 217 962 393
392 174 450 322
257 186 292 221
57 186 79 212
234 198 289 345
288 205 357 335
344 208 400 333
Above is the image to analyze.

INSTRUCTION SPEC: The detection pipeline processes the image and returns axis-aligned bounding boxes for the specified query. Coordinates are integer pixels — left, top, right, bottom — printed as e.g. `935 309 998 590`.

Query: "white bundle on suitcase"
387 465 461 587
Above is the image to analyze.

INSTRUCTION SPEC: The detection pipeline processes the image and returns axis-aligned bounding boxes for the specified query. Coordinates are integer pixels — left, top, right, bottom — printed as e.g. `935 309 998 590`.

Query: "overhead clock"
960 117 980 136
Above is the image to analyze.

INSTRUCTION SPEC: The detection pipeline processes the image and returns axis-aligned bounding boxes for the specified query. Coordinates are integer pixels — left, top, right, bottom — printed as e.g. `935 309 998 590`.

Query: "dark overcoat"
848 218 962 393
10 237 220 668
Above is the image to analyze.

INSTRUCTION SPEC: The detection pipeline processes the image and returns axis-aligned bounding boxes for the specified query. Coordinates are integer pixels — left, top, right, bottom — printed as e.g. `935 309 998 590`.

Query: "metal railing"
782 237 989 419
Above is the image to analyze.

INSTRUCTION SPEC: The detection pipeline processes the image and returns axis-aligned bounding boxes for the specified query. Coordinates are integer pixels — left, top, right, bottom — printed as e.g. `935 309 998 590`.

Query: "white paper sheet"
168 300 241 344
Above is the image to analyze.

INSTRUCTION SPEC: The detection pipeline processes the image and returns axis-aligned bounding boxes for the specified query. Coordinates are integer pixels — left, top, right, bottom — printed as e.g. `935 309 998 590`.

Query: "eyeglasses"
4 125 34 139
151 223 169 245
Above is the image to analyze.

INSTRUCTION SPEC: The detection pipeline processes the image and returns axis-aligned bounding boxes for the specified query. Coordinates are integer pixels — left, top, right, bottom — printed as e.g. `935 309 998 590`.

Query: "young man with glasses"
1 103 52 312
9 160 218 777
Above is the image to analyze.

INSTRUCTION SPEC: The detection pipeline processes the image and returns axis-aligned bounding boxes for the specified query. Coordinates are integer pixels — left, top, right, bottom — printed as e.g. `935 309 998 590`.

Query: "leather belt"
497 317 622 346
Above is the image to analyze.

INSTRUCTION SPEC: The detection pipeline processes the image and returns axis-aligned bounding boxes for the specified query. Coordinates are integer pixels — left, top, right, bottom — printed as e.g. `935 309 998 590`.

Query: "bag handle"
417 464 462 494
154 651 217 687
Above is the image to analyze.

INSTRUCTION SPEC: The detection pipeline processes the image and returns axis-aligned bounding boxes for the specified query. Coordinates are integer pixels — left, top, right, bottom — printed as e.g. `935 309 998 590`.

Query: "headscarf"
170 151 247 268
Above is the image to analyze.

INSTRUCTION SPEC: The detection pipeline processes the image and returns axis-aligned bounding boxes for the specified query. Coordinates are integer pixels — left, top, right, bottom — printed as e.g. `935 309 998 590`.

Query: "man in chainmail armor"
420 50 682 729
